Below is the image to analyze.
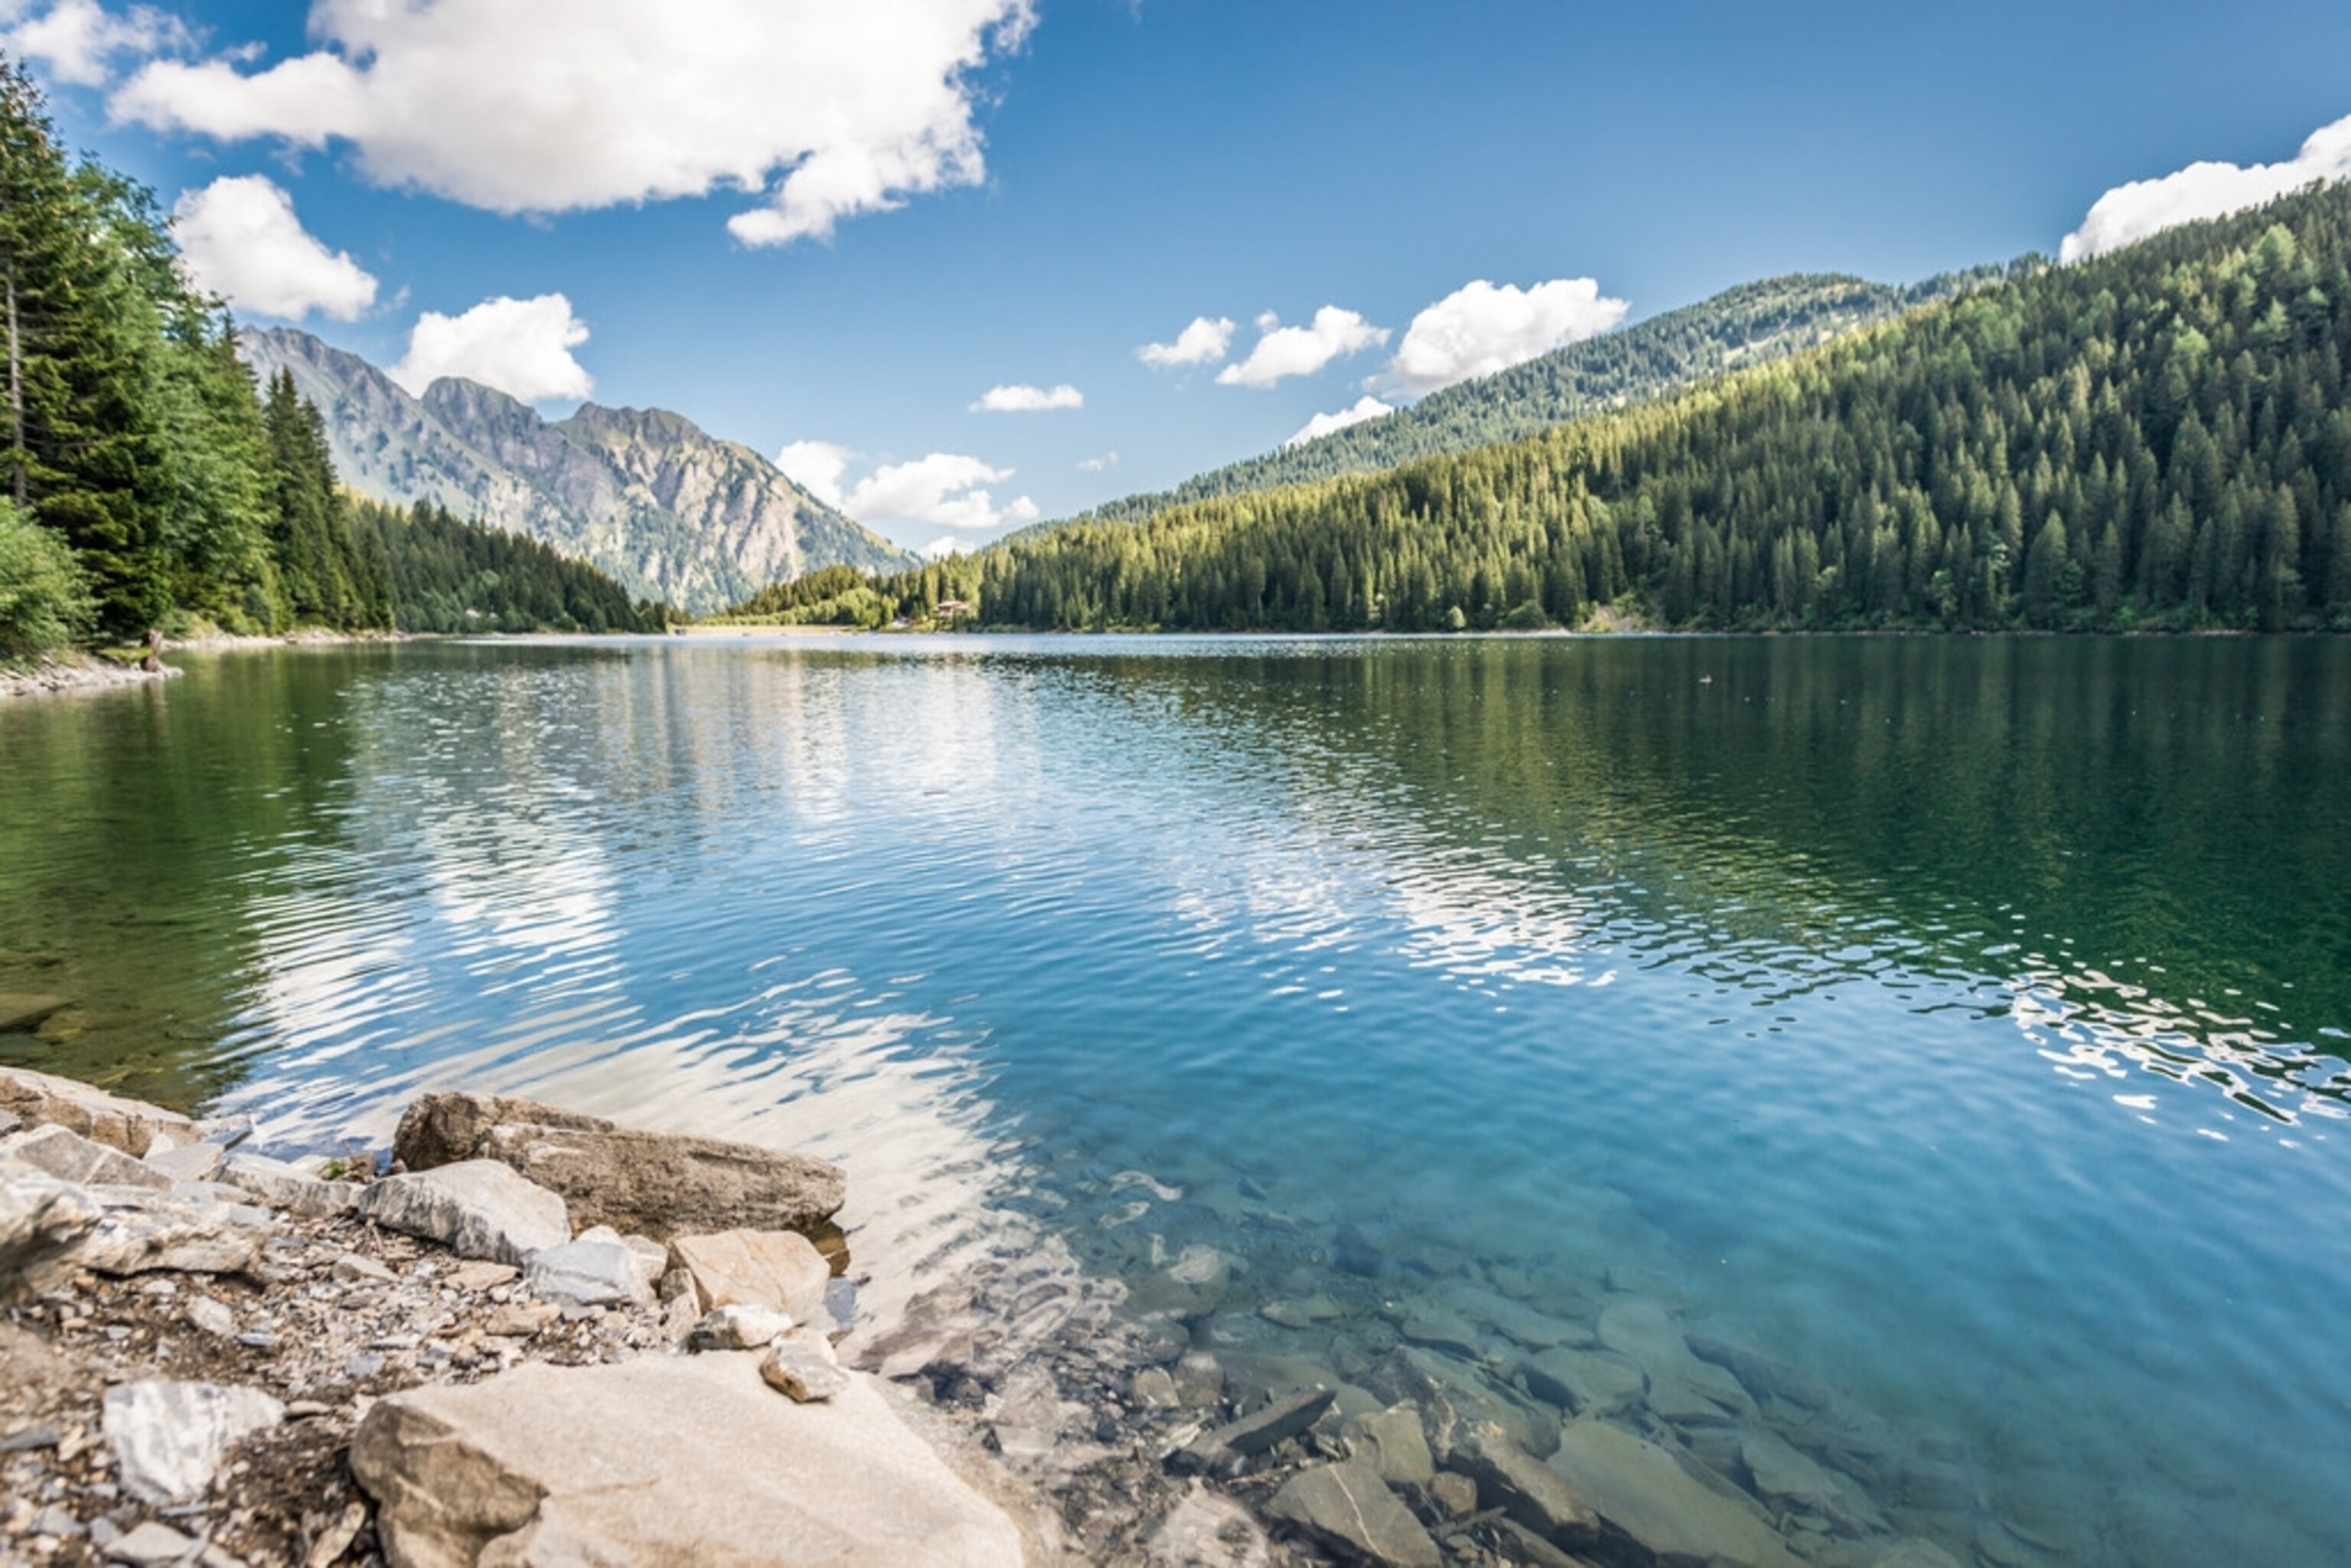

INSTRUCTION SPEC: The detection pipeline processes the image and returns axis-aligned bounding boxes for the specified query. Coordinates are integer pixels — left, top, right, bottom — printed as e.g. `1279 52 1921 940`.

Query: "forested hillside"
360 498 659 634
0 61 659 656
1065 270 2003 528
774 181 2351 634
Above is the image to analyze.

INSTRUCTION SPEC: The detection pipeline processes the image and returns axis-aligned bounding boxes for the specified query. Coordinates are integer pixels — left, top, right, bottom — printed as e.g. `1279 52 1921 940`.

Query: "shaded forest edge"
717 181 2351 634
0 61 664 665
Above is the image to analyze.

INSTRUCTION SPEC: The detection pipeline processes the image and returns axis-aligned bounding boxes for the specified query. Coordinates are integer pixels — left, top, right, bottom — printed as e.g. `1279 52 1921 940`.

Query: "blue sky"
14 0 2351 553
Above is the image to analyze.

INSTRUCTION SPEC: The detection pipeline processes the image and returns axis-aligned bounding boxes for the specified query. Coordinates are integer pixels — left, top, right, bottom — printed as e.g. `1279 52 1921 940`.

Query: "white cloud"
389 293 594 403
1077 450 1120 472
1136 315 1235 369
1378 277 1629 395
777 439 856 508
2062 113 2351 262
111 0 1036 247
784 445 1037 535
1216 306 1387 388
848 452 1038 532
1286 396 1394 448
970 382 1083 412
7 0 187 88
921 535 972 560
171 174 378 322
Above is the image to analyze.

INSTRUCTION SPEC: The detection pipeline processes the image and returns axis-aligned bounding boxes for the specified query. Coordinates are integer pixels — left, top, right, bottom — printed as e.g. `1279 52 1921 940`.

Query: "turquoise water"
3 634 2348 1564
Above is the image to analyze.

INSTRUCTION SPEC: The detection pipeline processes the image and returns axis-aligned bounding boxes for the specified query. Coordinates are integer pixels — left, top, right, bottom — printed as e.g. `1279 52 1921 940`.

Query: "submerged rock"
1146 1485 1272 1568
1518 1345 1646 1416
393 1090 846 1241
0 1065 194 1156
103 1380 285 1504
1176 1387 1337 1477
1345 1403 1436 1486
1545 1418 1802 1568
351 1351 1023 1566
357 1159 569 1265
1456 1426 1599 1549
1267 1460 1442 1568
1597 1300 1754 1422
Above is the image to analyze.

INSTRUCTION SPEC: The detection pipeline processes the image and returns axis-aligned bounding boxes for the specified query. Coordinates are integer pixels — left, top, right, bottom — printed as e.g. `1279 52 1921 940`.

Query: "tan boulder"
392 1091 844 1242
351 1351 1024 1567
670 1227 831 1320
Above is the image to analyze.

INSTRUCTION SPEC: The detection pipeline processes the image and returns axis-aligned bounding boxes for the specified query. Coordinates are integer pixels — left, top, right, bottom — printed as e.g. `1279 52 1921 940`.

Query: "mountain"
1065 270 2007 530
812 183 2351 634
239 328 915 613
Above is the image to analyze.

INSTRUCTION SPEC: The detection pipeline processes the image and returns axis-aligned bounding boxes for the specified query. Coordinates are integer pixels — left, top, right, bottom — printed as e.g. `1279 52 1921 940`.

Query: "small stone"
760 1338 850 1403
1131 1367 1180 1410
1172 1351 1224 1407
689 1303 794 1351
329 1253 393 1284
302 1500 366 1568
103 1520 197 1566
481 1302 559 1338
445 1260 519 1292
342 1354 386 1379
1179 1387 1335 1476
1430 1471 1478 1517
1345 1403 1435 1486
1 1423 60 1452
34 1504 80 1537
234 1331 274 1349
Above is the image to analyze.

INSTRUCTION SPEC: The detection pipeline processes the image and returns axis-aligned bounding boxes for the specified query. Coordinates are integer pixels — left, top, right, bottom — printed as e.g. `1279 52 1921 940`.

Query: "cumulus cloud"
1136 315 1235 369
921 535 972 560
848 452 1039 532
782 445 1038 534
6 0 187 88
970 382 1083 412
1077 450 1120 472
1286 396 1394 448
1216 307 1387 388
171 174 379 322
389 294 594 403
1378 277 1629 396
777 439 856 508
2062 112 2351 262
111 0 1036 246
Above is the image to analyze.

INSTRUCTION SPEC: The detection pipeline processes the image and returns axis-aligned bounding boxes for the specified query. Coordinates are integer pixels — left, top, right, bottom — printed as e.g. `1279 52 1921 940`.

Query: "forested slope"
1064 270 2003 529
826 181 2351 633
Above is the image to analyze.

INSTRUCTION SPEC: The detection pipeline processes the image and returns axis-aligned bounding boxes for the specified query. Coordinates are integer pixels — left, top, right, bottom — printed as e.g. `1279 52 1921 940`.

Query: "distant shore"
1 629 412 703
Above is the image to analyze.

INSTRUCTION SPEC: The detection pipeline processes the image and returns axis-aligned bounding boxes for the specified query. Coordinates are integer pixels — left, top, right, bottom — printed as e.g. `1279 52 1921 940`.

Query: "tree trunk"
6 271 22 510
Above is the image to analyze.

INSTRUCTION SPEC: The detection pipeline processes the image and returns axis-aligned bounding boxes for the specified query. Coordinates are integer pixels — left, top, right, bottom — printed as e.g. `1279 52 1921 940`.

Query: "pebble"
330 1254 394 1284
103 1520 197 1565
184 1300 234 1338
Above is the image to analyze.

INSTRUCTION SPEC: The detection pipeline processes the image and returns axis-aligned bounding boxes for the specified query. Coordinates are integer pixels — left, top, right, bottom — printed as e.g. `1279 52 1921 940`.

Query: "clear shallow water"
3 634 2349 1564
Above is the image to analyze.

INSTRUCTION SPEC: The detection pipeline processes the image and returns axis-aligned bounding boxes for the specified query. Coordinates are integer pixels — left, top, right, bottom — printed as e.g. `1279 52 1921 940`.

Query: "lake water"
3 634 2347 1565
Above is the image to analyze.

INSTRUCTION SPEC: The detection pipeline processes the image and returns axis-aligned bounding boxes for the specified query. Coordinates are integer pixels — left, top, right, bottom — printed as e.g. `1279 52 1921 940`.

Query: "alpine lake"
3 632 2347 1567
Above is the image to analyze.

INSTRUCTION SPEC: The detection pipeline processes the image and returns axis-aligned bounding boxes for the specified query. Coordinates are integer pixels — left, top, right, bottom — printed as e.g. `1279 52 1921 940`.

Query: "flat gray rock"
141 1141 223 1184
760 1337 850 1402
73 1186 274 1276
393 1090 845 1242
1267 1460 1441 1568
103 1520 197 1565
0 1066 194 1156
1546 1418 1801 1568
358 1159 569 1264
523 1236 654 1309
218 1152 360 1218
103 1380 285 1504
0 1157 99 1289
1518 1346 1646 1416
351 1351 1022 1566
5 1124 171 1190
1345 1403 1435 1486
1456 1427 1599 1549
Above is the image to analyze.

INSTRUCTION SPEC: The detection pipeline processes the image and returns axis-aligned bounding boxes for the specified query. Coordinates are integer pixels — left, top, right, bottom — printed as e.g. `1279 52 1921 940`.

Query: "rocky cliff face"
240 328 913 613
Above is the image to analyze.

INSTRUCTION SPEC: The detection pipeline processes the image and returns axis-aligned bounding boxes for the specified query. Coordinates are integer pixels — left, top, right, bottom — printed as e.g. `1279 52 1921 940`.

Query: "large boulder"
393 1091 845 1242
359 1160 569 1266
1545 1419 1802 1568
351 1351 1024 1566
0 1066 195 1157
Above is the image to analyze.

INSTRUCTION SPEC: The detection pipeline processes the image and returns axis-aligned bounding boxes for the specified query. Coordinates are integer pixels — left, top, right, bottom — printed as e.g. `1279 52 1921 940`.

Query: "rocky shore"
0 657 176 702
2 1060 2014 1568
